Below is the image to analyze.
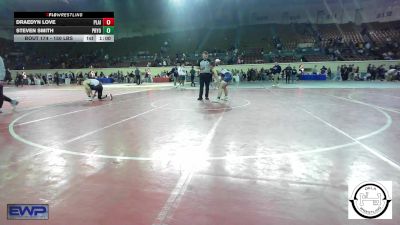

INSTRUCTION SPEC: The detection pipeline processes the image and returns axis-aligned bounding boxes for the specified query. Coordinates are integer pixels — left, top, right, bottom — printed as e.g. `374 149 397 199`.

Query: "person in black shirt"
190 66 196 87
367 64 372 74
284 64 292 84
271 62 282 87
42 74 48 85
371 65 377 80
340 65 347 81
168 66 178 87
320 66 327 76
327 67 332 80
4 68 12 84
15 72 23 87
54 72 60 86
135 67 141 85
377 65 386 81
291 66 297 83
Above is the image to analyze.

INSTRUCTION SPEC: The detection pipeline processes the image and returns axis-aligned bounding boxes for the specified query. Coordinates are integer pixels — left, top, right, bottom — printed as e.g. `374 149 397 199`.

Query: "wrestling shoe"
11 100 19 108
100 94 108 100
212 97 221 103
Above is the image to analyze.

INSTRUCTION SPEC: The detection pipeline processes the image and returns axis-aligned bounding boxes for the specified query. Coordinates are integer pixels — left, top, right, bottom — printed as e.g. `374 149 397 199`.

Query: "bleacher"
1 21 399 69
304 55 333 62
368 30 400 44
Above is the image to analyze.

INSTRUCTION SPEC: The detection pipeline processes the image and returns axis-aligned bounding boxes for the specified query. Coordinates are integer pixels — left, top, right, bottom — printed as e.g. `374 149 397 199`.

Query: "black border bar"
14 12 114 18
14 18 111 26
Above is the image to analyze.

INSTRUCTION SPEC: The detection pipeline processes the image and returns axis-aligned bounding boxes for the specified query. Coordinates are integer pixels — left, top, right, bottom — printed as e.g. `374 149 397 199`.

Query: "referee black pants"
92 84 104 99
199 73 212 99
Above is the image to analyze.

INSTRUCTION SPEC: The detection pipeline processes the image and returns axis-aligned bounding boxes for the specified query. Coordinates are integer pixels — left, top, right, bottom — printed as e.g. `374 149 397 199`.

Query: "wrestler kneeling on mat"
83 78 112 101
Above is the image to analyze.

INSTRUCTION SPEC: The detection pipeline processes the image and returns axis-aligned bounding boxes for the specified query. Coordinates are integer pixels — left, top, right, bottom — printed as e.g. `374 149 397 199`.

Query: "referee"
82 78 111 101
198 51 212 101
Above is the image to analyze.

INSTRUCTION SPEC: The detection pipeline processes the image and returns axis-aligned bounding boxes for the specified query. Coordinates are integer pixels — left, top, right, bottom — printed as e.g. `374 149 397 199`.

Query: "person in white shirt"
177 64 187 87
386 68 398 81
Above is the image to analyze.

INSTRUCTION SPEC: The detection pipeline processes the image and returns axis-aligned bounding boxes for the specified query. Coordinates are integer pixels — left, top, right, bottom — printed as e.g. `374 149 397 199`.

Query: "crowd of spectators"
329 64 400 81
11 68 155 86
0 22 399 70
322 36 400 61
5 62 399 87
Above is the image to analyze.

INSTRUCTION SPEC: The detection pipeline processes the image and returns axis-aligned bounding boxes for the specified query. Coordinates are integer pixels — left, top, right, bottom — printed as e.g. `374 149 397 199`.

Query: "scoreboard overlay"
14 12 114 42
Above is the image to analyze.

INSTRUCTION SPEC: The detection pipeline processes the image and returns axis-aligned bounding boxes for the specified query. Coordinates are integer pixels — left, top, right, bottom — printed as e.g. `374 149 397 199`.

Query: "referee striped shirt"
199 59 212 74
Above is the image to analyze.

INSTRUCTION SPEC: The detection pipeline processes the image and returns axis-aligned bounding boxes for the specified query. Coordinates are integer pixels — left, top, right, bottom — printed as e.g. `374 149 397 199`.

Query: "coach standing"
135 67 141 85
198 51 212 101
271 62 281 87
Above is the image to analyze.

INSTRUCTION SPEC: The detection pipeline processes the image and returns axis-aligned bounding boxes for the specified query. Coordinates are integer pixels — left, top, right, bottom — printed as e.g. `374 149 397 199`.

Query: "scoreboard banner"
14 12 114 42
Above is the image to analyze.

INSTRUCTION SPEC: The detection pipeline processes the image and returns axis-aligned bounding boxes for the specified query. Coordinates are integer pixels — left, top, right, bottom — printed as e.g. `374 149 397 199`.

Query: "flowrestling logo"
7 204 49 220
348 181 392 219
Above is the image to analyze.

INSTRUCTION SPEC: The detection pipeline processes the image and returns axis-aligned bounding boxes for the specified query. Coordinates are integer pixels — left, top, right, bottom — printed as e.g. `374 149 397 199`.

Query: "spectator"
42 74 48 85
135 67 141 85
168 65 178 87
128 71 134 83
333 66 341 81
77 72 83 85
190 66 196 87
320 66 327 75
54 72 60 86
385 67 397 81
377 65 386 81
371 65 377 80
144 68 152 83
16 72 23 87
299 64 305 76
271 62 281 87
177 64 186 87
22 72 28 85
4 68 12 84
312 65 318 75
291 66 297 83
327 67 332 80
284 64 293 84
29 74 35 85
341 65 348 81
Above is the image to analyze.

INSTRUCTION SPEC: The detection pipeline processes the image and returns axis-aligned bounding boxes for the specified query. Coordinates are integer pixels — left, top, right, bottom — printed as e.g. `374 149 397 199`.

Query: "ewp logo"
7 204 49 220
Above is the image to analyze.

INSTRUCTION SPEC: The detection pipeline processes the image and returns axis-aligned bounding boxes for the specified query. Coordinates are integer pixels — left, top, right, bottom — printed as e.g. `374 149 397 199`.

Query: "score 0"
102 18 114 34
102 18 114 26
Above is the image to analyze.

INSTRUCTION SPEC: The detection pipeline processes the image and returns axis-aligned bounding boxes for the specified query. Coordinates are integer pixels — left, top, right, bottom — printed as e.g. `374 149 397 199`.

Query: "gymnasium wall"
10 60 400 79
235 0 400 25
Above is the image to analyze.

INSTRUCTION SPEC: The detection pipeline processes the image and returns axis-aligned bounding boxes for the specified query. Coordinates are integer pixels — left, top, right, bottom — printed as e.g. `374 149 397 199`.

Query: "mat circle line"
8 91 392 161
